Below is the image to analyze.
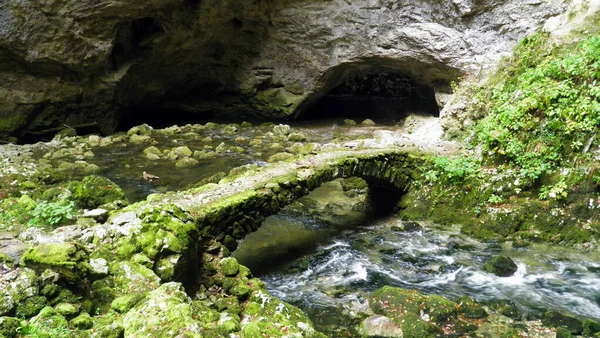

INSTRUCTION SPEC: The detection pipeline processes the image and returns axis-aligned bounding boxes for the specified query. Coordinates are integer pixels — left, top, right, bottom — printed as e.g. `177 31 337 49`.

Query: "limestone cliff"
0 0 565 141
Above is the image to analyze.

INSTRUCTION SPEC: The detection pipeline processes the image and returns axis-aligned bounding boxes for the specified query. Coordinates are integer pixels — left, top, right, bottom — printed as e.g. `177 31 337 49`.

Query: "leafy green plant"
539 177 569 200
487 194 503 204
425 155 481 185
471 32 600 191
28 200 75 227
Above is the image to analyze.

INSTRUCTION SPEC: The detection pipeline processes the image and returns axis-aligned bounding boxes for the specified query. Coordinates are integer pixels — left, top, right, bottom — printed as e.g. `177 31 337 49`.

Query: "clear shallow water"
234 211 600 334
82 119 395 202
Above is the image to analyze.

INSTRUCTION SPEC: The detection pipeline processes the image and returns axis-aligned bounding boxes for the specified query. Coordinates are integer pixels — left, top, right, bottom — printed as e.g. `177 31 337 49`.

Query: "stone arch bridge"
20 146 424 336
99 147 422 283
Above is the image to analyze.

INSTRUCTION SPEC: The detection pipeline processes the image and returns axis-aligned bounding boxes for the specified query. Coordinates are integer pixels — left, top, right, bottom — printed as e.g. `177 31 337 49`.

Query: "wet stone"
360 315 403 338
484 255 518 277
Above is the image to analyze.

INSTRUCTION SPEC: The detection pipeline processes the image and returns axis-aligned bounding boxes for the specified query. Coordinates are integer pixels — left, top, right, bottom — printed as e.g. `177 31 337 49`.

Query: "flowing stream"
233 186 600 336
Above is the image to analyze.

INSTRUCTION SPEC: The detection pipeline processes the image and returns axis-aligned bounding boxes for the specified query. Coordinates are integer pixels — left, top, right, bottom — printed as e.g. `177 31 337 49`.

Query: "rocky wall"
0 0 567 141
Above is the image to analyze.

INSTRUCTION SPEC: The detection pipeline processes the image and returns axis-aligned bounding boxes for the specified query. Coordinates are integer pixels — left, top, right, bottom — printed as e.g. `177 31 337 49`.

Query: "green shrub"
28 201 75 227
471 32 600 194
424 155 481 185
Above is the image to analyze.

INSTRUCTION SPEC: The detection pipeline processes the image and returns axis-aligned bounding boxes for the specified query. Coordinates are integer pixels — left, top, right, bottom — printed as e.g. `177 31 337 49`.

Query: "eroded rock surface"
0 0 567 140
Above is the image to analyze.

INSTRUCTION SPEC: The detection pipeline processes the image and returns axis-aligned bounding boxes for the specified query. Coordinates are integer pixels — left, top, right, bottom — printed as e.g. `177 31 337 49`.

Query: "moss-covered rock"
70 312 93 330
359 315 403 338
176 157 200 168
16 295 47 318
267 152 295 163
68 175 127 209
484 255 518 277
220 257 240 276
397 312 444 338
23 306 70 338
110 261 161 295
0 316 20 338
456 295 488 319
54 302 79 318
583 319 600 337
121 282 203 337
369 286 463 337
21 242 90 283
241 289 326 337
111 293 144 313
541 311 583 334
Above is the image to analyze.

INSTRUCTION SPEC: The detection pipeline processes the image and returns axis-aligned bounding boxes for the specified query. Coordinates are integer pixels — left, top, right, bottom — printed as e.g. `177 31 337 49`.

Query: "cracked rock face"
0 0 565 141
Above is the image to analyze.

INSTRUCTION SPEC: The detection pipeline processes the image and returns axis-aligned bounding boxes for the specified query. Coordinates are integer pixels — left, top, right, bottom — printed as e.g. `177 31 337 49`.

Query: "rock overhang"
0 0 567 141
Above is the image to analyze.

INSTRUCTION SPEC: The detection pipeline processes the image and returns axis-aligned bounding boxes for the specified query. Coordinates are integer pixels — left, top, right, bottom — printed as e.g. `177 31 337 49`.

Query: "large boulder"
0 0 569 141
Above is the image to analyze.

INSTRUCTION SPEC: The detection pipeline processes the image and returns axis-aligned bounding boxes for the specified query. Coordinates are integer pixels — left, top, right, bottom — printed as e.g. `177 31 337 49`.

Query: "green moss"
0 316 20 338
542 311 583 334
583 319 600 337
68 175 127 209
241 290 325 337
21 243 90 282
121 282 203 337
69 312 93 330
21 306 71 338
456 296 488 319
220 257 240 276
484 255 518 277
397 313 444 338
111 293 144 313
54 303 79 318
369 286 460 336
16 296 48 318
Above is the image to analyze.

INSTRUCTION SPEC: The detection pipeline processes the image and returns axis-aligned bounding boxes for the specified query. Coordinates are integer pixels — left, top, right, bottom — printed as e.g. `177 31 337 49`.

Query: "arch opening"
299 71 440 122
231 177 405 276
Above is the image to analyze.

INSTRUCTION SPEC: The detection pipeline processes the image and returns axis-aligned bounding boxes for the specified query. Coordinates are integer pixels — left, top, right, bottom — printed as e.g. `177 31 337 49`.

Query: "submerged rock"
484 255 518 277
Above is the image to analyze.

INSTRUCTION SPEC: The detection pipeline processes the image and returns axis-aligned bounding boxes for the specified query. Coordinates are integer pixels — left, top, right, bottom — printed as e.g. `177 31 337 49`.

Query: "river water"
233 184 600 336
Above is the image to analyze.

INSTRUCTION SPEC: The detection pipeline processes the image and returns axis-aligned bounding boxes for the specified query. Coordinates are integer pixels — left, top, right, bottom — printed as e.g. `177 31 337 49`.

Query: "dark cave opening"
299 72 440 122
110 17 165 70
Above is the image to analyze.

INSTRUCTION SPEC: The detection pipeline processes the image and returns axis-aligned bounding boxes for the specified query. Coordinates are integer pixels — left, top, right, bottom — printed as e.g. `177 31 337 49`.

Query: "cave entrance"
299 72 439 122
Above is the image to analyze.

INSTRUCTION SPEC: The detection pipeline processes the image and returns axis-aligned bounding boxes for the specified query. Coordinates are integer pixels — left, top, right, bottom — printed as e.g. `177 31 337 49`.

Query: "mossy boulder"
242 290 326 337
583 319 600 337
0 317 20 338
369 286 460 337
370 286 456 323
70 312 93 330
359 315 403 337
127 124 153 136
456 295 488 319
21 243 90 283
110 261 161 295
220 257 240 276
68 175 127 209
397 312 444 338
122 282 204 337
23 306 70 337
16 295 47 318
484 255 518 277
119 204 197 262
54 302 79 318
267 152 295 163
541 311 583 334
176 157 200 168
111 293 145 313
